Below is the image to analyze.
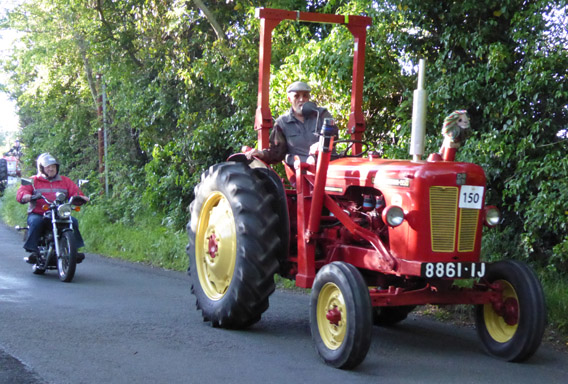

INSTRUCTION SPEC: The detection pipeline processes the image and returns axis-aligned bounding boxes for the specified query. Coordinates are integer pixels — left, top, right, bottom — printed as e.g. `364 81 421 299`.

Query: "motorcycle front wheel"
57 231 77 282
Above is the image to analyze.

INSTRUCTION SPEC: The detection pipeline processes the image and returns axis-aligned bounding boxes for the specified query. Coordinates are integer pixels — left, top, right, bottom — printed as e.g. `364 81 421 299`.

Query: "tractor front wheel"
187 162 280 329
310 262 372 369
475 260 546 362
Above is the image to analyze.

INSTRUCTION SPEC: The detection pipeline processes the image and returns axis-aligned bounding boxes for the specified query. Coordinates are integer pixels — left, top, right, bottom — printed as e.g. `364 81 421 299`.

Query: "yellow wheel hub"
484 280 519 343
317 282 347 350
195 192 236 301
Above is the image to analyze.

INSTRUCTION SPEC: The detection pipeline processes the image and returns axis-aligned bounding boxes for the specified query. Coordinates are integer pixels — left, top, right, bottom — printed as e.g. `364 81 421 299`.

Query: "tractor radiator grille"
429 187 458 252
430 186 479 253
458 209 479 252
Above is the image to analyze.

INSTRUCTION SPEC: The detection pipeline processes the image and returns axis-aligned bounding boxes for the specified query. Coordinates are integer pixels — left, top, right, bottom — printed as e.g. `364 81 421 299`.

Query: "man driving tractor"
245 81 334 166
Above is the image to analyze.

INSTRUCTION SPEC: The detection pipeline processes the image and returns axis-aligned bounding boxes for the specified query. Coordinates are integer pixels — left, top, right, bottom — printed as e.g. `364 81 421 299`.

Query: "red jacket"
17 174 85 215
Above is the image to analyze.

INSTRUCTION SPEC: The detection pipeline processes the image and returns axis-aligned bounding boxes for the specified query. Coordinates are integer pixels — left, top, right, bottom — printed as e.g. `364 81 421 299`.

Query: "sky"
0 0 23 139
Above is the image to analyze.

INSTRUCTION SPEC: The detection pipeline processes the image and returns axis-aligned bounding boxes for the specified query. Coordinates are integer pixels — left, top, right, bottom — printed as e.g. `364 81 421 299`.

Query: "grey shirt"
258 107 332 166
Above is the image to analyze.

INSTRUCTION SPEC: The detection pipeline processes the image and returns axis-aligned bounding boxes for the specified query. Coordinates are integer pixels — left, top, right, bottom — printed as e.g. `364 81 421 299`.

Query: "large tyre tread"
0 159 8 193
0 158 8 181
187 162 280 329
251 168 290 275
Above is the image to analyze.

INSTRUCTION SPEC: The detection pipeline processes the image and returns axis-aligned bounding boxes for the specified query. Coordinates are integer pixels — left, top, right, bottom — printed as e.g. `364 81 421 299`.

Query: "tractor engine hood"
324 157 486 198
324 157 488 263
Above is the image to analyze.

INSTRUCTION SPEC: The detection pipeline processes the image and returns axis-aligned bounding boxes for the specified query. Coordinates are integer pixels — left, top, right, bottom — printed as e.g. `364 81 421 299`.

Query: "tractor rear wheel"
187 162 280 329
0 158 7 181
475 260 546 361
310 262 372 369
0 159 7 193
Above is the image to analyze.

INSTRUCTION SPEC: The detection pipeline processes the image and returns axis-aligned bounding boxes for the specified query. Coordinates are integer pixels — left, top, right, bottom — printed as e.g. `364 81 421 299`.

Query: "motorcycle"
17 178 87 282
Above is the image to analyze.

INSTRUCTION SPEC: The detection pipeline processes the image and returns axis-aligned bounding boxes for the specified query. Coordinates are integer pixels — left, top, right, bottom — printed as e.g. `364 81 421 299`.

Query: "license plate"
421 262 486 279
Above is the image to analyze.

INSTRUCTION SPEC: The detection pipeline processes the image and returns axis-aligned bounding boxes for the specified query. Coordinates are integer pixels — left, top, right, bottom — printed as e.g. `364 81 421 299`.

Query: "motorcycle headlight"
57 204 72 218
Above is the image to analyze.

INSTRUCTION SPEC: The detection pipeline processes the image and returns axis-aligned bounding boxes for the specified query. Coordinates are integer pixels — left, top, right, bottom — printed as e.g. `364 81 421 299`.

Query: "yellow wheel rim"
195 192 237 301
317 282 347 350
484 280 519 343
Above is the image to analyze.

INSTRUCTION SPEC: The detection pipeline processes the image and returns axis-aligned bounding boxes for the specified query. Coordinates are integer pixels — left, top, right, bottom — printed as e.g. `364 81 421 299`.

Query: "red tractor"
0 151 22 193
187 8 546 369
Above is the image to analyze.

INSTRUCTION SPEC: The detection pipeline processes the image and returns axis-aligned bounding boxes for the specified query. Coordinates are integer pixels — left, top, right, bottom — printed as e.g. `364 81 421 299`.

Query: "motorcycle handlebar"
30 192 43 201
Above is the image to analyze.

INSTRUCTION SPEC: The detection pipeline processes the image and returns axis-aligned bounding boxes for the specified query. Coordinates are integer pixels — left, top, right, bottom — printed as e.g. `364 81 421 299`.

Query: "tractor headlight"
57 204 72 218
382 205 405 227
484 206 501 227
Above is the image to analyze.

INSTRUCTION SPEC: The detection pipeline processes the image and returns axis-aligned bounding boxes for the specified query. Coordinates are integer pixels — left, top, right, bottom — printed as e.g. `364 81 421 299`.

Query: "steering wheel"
333 140 373 158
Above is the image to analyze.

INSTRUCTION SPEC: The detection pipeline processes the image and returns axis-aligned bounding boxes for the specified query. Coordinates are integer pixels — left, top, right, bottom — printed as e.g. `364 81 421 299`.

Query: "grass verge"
78 202 188 271
0 185 28 227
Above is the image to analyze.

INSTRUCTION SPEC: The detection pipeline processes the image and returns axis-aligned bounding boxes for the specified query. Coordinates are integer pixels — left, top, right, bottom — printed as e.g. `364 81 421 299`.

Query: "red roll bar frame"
254 8 372 154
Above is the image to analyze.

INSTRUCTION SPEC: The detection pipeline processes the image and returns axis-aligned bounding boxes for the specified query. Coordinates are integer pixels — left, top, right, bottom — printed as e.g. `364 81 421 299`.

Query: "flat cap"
286 81 311 93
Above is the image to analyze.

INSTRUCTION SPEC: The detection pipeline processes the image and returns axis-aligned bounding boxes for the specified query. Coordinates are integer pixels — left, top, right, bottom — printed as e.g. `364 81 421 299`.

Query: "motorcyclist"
16 153 89 264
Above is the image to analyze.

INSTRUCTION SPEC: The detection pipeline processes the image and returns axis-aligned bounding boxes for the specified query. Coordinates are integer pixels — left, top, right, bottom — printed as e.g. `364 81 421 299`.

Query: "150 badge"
459 185 484 210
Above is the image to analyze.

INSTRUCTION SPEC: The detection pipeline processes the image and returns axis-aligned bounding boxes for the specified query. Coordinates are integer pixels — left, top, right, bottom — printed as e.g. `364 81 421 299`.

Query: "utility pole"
96 74 108 195
102 80 109 196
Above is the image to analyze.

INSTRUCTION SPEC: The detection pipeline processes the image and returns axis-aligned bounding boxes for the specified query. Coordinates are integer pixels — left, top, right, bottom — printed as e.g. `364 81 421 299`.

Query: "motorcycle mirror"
21 178 33 186
301 101 318 117
78 179 89 187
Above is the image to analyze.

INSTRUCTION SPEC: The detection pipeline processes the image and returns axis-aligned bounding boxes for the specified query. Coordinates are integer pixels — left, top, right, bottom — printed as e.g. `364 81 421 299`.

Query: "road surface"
1 222 566 383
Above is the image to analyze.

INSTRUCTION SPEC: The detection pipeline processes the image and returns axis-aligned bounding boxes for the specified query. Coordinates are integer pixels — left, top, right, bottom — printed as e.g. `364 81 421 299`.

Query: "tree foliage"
1 0 566 271
389 0 568 271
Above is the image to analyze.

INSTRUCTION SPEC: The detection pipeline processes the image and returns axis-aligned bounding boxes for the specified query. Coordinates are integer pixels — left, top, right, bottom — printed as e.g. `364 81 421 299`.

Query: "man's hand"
76 195 90 202
21 191 42 203
244 148 261 160
30 191 42 201
308 142 320 156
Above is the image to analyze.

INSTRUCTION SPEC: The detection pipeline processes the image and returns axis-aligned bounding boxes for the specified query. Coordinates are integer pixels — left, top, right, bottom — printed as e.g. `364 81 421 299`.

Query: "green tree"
1 0 566 272
1 0 100 181
385 0 568 271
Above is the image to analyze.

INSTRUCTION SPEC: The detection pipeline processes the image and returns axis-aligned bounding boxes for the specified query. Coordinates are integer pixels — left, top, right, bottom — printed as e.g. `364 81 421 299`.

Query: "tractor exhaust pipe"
410 59 427 161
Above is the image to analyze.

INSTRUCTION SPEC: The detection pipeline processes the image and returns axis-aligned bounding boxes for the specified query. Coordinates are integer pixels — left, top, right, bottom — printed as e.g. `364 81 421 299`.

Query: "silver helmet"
37 153 59 178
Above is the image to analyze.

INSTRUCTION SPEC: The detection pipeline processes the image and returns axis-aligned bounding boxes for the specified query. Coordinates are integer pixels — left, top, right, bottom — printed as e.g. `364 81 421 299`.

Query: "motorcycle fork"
52 216 73 258
51 213 61 258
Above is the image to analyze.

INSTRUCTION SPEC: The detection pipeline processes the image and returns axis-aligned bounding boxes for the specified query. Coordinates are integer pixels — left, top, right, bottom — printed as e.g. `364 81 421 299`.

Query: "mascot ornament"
441 110 470 150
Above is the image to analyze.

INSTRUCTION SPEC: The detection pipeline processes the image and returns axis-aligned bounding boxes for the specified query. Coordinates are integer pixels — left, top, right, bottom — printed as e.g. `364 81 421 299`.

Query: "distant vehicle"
1 142 23 192
0 155 21 192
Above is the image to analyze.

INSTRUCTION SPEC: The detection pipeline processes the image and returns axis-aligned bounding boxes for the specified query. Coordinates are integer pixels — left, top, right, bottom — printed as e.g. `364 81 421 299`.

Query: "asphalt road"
1 221 567 384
